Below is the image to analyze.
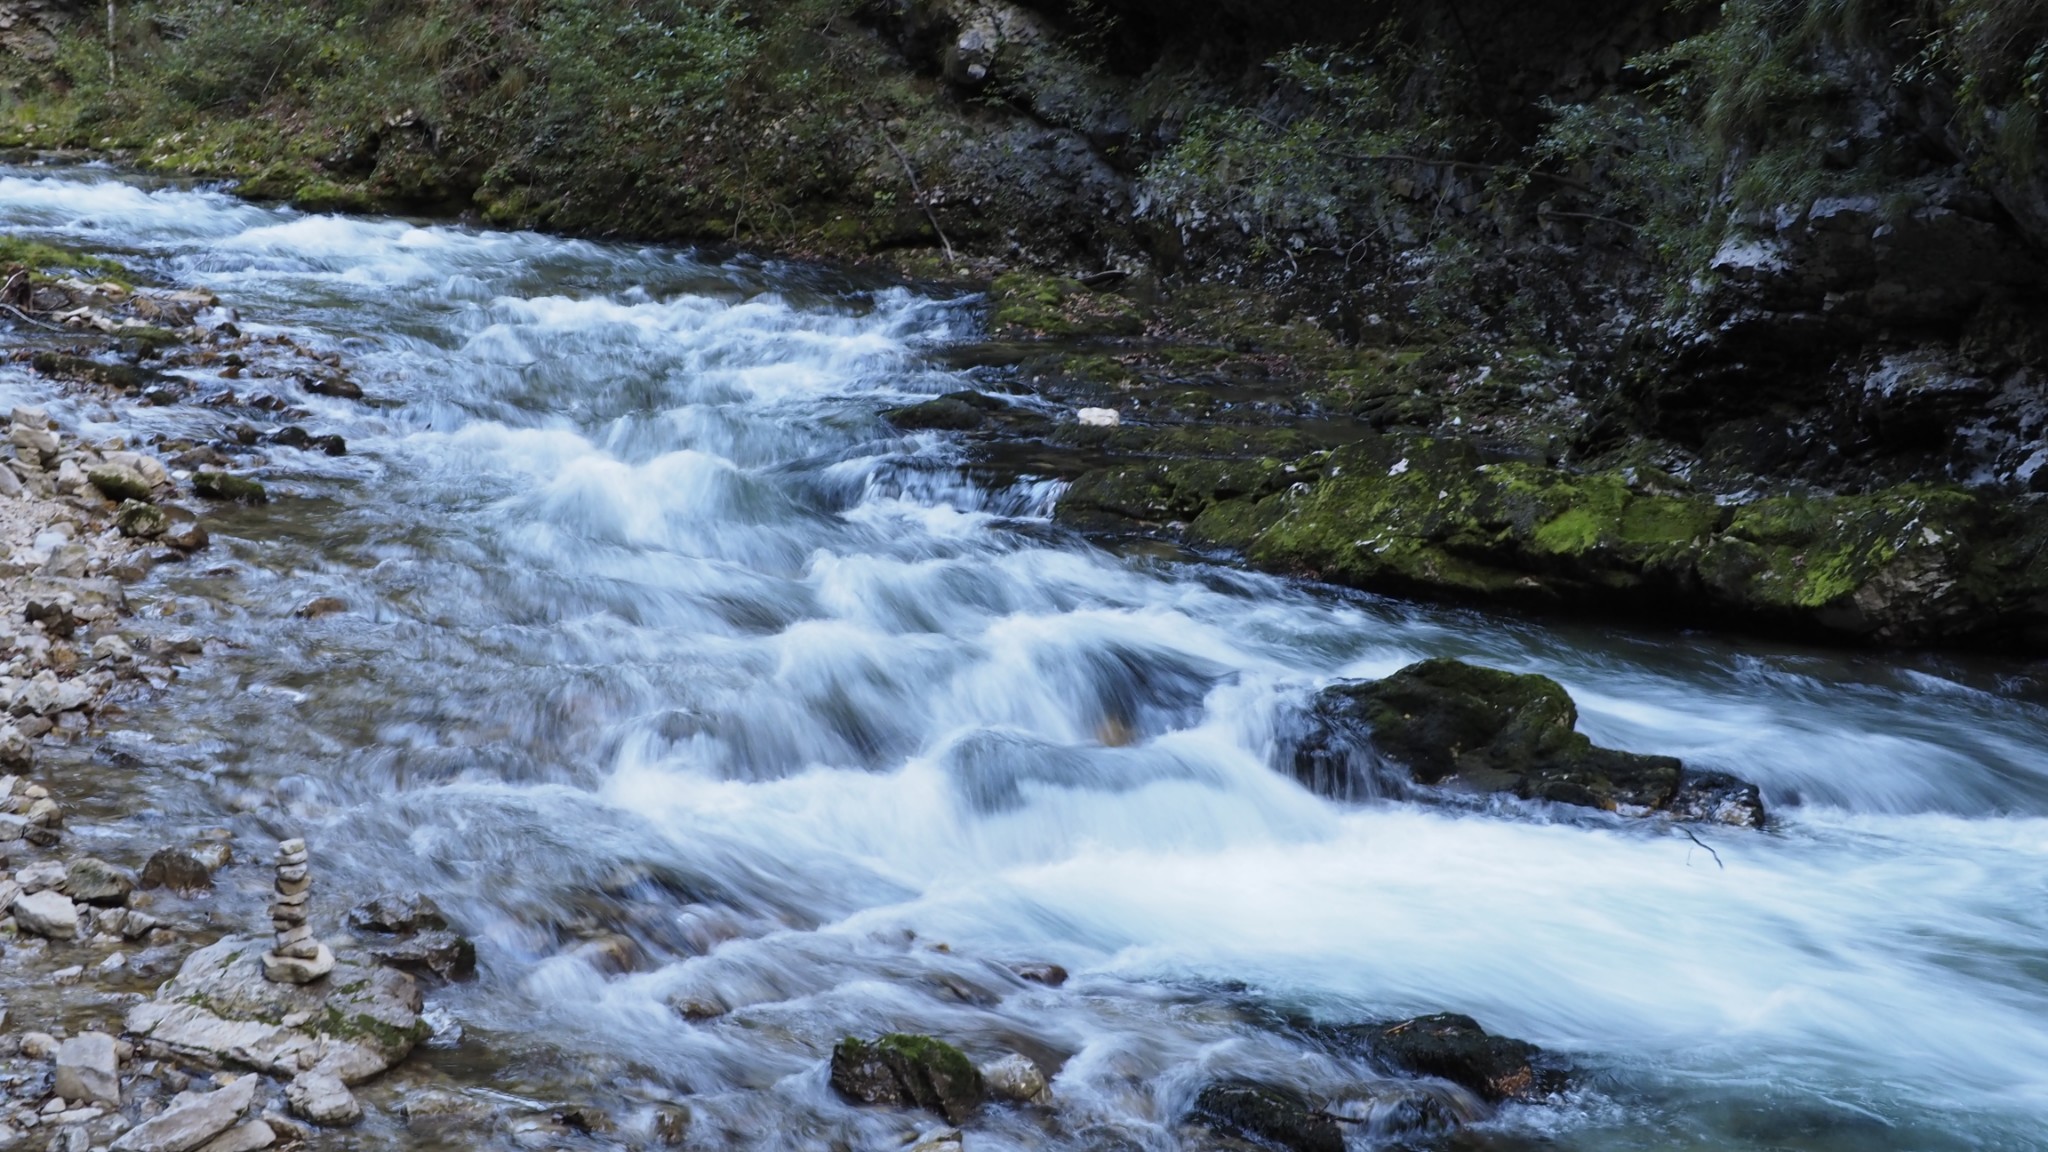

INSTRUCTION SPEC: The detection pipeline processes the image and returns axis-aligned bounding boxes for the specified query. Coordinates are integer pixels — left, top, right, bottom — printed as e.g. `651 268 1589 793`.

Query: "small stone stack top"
261 837 334 983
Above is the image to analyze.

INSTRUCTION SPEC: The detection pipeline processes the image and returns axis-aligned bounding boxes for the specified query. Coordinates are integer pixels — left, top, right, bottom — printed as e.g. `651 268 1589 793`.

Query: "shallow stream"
5 166 2046 1151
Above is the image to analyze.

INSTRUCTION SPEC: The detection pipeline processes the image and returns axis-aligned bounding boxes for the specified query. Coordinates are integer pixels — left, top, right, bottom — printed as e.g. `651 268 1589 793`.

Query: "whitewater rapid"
6 167 2046 1150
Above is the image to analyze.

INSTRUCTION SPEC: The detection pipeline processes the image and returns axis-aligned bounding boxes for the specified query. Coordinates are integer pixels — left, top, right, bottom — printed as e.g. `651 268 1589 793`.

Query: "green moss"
193 471 270 504
989 272 1145 338
317 1005 432 1053
0 237 128 281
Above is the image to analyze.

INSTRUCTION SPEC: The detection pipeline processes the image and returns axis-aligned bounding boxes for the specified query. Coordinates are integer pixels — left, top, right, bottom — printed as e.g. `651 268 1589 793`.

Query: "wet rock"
53 1033 119 1107
292 597 346 619
979 1053 1050 1104
347 892 446 935
190 473 267 505
64 858 136 906
1009 961 1067 986
366 929 476 982
193 1121 274 1152
87 465 153 504
1324 1014 1567 1104
21 1032 60 1059
284 1071 359 1127
1297 659 1766 826
13 888 79 938
1077 406 1120 427
883 391 1022 433
830 1034 984 1124
116 501 169 540
1667 770 1767 827
141 848 219 893
110 1075 257 1152
651 1104 689 1145
18 859 67 891
1190 1083 1343 1152
125 936 428 1085
398 1090 499 1133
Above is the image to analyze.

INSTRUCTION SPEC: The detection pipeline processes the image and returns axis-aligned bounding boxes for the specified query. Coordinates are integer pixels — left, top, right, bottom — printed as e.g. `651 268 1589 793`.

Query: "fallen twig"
1679 826 1724 869
0 302 66 332
869 112 956 263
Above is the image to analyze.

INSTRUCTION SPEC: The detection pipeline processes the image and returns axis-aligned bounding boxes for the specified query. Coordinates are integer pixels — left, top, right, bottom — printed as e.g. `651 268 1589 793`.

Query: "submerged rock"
191 472 268 505
1295 659 1765 826
830 1033 984 1123
1190 1082 1343 1152
979 1053 1051 1104
1319 1014 1568 1104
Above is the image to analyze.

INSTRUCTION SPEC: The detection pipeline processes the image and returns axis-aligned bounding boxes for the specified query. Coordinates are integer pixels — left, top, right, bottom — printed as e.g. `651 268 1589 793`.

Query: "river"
5 166 2046 1151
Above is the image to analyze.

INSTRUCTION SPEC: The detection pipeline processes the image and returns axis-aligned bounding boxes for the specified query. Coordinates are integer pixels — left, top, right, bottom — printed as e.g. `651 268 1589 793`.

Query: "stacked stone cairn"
261 838 334 983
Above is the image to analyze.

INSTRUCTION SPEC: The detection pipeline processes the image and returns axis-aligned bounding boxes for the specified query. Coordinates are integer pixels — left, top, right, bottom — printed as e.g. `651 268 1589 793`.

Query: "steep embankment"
2 0 2046 647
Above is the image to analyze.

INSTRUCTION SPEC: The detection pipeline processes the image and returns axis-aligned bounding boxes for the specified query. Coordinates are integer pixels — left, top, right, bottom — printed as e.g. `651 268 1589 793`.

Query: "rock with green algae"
90 463 156 504
125 936 428 1084
1057 427 2048 649
829 1033 984 1123
1296 659 1766 826
115 500 168 539
193 471 269 504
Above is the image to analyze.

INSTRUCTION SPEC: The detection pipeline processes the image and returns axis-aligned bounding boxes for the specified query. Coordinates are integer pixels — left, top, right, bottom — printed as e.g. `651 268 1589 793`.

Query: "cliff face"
3 0 2046 646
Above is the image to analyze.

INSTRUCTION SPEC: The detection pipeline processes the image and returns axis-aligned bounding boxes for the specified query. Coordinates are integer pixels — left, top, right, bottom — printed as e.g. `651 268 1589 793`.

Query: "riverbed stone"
141 847 218 893
1321 1014 1567 1104
52 1033 119 1107
13 887 79 938
110 1075 257 1152
87 465 153 504
1294 659 1766 826
830 1034 984 1123
346 892 446 935
64 857 136 906
18 859 66 891
366 929 476 982
1191 1083 1343 1152
979 1053 1050 1104
124 936 428 1085
284 1071 359 1126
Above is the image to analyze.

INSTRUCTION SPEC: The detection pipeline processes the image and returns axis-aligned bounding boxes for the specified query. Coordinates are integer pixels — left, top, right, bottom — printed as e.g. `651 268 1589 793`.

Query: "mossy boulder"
31 353 147 392
90 465 156 504
1316 1014 1567 1104
114 500 169 540
829 1033 984 1123
1190 1082 1343 1152
1297 659 1765 825
193 471 269 504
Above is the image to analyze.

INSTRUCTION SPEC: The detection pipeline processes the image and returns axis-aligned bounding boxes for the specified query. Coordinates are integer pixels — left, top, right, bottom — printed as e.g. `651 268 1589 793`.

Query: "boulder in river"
191 471 268 504
141 846 221 893
65 856 137 906
830 1033 984 1123
125 936 428 1084
1316 1013 1568 1104
1190 1082 1343 1152
13 887 80 938
285 1070 361 1126
1293 659 1765 826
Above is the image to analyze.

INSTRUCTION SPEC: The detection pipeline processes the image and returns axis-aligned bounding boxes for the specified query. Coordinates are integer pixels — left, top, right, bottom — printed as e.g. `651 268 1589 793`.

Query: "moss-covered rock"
829 1033 984 1123
1296 658 1765 824
114 500 169 540
90 465 156 504
1064 428 2048 649
31 353 147 392
1190 1082 1343 1152
193 471 269 504
882 390 1046 435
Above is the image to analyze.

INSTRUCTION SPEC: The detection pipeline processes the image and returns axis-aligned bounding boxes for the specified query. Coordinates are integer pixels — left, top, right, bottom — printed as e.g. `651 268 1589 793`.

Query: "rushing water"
5 166 2047 1150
